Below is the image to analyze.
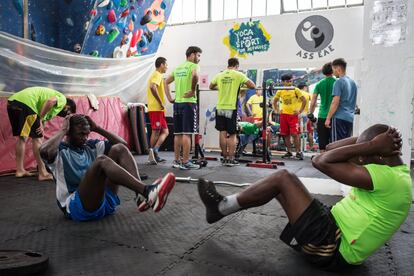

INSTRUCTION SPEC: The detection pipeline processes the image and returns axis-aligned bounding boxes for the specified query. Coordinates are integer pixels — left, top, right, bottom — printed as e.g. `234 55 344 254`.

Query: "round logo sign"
295 15 334 52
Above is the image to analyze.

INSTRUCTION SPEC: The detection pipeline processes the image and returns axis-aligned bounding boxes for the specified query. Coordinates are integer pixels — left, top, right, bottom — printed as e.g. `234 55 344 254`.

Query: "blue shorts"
331 118 353 142
173 102 198 134
67 189 120 222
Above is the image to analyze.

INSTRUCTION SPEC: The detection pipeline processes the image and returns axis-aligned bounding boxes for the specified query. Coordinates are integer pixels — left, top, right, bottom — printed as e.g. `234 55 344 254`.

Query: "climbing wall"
0 0 174 58
82 0 174 58
0 0 24 38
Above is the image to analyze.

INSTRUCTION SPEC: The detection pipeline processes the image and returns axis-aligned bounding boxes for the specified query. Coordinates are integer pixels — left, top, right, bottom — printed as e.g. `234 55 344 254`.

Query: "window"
312 0 328 9
298 0 312 10
211 0 224 21
224 0 238 20
252 0 266 17
168 0 363 25
238 0 252 18
329 0 346 7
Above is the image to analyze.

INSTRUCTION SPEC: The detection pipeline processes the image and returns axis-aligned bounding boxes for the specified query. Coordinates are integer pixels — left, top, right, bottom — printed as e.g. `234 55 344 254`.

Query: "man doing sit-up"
198 124 411 269
40 114 175 221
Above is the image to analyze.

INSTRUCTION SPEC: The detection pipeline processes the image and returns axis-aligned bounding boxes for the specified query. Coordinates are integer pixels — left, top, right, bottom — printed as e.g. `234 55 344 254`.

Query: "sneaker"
179 161 200 170
154 151 166 163
197 179 224 224
295 152 304 160
146 172 176 212
228 159 240 167
281 152 293 159
135 193 150 212
221 159 228 166
172 160 181 168
148 149 157 165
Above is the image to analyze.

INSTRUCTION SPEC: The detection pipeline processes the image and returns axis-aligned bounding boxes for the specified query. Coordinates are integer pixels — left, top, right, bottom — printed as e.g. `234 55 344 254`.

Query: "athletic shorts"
148 111 168 130
280 199 349 270
331 118 353 142
279 113 299 136
7 100 42 138
215 109 237 135
173 102 198 134
66 188 120 222
317 118 331 150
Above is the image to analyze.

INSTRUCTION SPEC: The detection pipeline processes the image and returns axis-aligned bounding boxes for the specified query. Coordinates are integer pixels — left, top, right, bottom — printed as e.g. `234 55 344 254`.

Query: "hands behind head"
84 115 98 131
62 114 73 134
371 127 402 157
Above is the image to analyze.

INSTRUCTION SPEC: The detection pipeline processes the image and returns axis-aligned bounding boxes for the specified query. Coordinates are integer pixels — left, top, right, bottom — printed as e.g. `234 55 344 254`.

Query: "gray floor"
0 152 413 275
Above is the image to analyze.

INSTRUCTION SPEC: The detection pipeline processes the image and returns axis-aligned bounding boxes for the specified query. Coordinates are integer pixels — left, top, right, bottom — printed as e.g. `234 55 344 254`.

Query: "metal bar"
23 0 29 39
175 176 251 187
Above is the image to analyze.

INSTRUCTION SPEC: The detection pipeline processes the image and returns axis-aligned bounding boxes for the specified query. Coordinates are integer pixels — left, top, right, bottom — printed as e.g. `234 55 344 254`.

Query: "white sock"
218 194 241 215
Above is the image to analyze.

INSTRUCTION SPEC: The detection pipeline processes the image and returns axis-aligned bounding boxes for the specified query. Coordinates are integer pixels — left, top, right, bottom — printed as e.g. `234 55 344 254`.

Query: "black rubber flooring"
0 152 413 275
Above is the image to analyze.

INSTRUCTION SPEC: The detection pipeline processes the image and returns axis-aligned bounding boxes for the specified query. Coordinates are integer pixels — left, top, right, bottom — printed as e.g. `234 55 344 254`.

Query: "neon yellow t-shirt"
8 87 66 121
247 94 263 118
331 164 412 264
211 69 249 110
274 88 303 115
147 71 165 112
173 61 199 103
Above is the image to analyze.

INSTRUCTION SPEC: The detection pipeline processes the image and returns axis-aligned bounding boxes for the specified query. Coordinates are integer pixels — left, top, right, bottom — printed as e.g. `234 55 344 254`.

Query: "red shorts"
148 111 167 130
280 113 299 136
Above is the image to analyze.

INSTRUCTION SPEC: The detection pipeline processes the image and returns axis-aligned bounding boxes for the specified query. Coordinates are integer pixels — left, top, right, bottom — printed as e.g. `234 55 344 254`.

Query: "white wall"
158 7 364 148
359 1 414 165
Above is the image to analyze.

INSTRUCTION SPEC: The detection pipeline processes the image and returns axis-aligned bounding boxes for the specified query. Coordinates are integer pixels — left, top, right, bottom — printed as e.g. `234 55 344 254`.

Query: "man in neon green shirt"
165 46 202 170
209 58 255 166
7 87 76 181
198 124 411 270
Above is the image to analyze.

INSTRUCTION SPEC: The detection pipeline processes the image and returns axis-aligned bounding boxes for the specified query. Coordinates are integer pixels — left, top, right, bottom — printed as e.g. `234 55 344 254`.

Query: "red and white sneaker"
147 172 176 212
136 178 162 212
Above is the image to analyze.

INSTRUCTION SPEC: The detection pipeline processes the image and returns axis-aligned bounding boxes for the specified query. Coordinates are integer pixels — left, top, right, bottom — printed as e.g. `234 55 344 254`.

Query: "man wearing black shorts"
7 87 76 181
165 46 202 170
209 58 255 166
198 124 411 270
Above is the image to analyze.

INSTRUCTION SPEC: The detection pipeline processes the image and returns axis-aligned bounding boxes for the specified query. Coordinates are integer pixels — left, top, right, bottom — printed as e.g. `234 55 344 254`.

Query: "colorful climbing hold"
84 21 90 31
158 21 166 30
123 27 130 34
154 10 159 16
130 5 136 10
113 0 120 7
160 1 166 10
144 31 153 43
94 15 103 25
117 17 127 29
108 10 117 23
121 35 129 45
120 0 128 7
137 0 144 7
107 1 113 9
96 24 106 35
128 20 134 31
140 10 153 25
132 14 137 22
121 9 129 18
139 35 148 47
107 28 120 43
130 29 143 47
90 9 97 16
90 50 99 57
73 43 82 53
97 0 110 8
66 18 74 27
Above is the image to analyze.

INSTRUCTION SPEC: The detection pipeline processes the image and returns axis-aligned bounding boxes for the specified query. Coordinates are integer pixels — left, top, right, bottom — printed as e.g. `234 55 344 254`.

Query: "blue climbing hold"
161 1 166 9
132 14 137 22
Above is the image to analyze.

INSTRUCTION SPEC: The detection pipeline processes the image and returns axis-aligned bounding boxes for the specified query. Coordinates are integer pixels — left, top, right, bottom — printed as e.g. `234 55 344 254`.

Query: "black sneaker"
228 159 240 167
197 179 224 224
281 152 293 159
295 152 304 160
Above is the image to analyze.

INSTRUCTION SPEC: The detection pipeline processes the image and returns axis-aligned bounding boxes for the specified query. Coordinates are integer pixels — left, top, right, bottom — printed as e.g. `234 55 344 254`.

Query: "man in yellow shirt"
246 89 263 120
147 57 174 164
297 84 314 151
272 74 306 160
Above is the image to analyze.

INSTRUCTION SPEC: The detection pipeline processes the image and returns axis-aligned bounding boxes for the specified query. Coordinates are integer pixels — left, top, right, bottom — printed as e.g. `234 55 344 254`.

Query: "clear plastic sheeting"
0 32 154 103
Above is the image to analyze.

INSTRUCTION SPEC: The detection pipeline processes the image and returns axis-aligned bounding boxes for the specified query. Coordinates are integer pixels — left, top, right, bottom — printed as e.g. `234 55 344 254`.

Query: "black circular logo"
295 15 334 52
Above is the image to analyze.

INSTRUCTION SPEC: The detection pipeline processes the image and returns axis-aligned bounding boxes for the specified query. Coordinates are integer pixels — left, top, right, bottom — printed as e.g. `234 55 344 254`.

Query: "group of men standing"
146 47 357 167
